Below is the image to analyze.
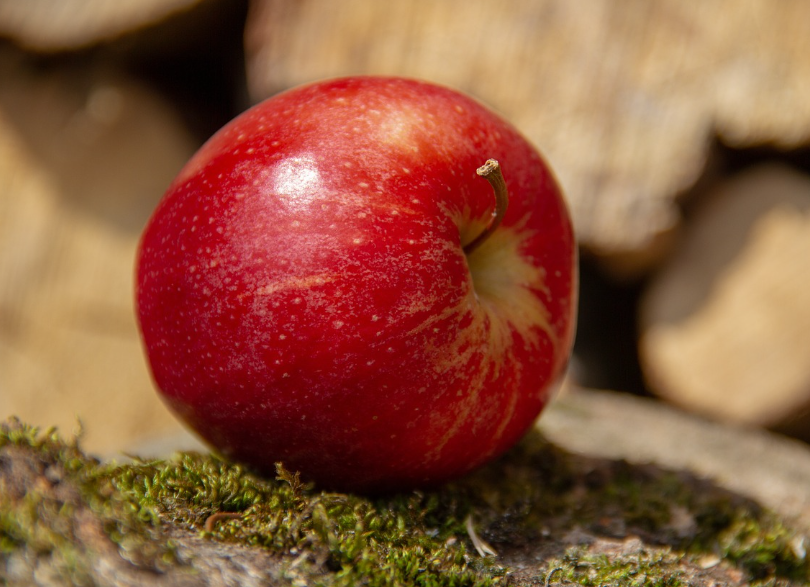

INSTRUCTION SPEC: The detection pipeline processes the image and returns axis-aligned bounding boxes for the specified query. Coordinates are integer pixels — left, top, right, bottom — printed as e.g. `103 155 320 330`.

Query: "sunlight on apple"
272 155 322 207
376 106 424 152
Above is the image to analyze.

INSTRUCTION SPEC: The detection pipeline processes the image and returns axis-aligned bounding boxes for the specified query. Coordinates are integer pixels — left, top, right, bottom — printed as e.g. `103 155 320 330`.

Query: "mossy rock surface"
2 409 808 586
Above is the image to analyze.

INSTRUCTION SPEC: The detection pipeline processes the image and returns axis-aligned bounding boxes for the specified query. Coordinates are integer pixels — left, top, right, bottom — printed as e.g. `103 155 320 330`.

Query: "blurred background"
1 0 810 456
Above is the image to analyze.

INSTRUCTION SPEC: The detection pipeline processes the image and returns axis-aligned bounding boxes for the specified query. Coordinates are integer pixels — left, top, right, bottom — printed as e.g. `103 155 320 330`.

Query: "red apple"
135 76 576 492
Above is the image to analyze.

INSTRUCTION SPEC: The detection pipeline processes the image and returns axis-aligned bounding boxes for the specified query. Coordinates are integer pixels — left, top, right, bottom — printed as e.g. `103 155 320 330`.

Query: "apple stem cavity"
463 159 509 255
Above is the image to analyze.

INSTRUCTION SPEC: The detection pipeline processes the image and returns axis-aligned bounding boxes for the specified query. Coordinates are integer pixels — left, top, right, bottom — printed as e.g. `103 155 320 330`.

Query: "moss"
538 548 691 587
2 418 808 586
716 513 807 582
0 419 175 582
106 456 504 586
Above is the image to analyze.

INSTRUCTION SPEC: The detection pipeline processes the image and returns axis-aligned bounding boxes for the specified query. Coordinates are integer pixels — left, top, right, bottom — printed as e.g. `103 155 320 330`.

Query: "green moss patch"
1 418 808 586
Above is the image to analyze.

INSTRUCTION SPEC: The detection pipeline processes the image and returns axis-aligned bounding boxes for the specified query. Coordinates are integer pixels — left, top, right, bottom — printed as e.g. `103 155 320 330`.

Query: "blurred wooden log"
0 50 197 453
639 165 810 437
0 0 204 51
244 0 810 275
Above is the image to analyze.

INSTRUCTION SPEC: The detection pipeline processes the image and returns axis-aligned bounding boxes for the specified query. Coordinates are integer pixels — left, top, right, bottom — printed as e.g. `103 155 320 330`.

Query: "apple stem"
463 159 509 255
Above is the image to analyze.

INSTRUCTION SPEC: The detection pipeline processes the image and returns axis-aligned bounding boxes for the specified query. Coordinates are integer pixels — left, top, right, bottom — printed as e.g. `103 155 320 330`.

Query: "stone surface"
541 386 810 533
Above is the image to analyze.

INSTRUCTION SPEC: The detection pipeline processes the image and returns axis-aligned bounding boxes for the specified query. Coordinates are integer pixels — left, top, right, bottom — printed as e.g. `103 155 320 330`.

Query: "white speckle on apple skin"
136 77 576 492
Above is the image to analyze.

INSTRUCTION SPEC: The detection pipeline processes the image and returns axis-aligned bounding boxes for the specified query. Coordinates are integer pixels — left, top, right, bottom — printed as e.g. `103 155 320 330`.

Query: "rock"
638 165 810 438
541 386 810 533
244 0 810 275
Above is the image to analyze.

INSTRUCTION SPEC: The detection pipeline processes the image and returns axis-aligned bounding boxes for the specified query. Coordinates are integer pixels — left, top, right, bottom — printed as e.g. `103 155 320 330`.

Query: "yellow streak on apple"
253 273 338 297
468 220 556 352
461 214 556 353
419 215 557 466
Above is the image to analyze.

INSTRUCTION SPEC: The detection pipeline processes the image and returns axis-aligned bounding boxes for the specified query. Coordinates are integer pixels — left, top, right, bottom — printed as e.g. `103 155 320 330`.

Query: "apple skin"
135 76 576 493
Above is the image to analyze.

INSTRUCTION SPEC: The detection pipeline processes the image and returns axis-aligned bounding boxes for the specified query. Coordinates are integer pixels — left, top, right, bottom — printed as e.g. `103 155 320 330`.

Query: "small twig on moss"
204 512 244 533
276 462 305 496
544 566 564 587
464 514 498 557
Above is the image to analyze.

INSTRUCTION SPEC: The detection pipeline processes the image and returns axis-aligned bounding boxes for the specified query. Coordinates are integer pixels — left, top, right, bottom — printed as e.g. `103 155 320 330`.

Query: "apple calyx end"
463 159 509 255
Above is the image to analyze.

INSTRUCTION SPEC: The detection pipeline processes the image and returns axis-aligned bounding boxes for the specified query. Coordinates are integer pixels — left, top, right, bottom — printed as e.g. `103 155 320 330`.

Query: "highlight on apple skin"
135 76 577 493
